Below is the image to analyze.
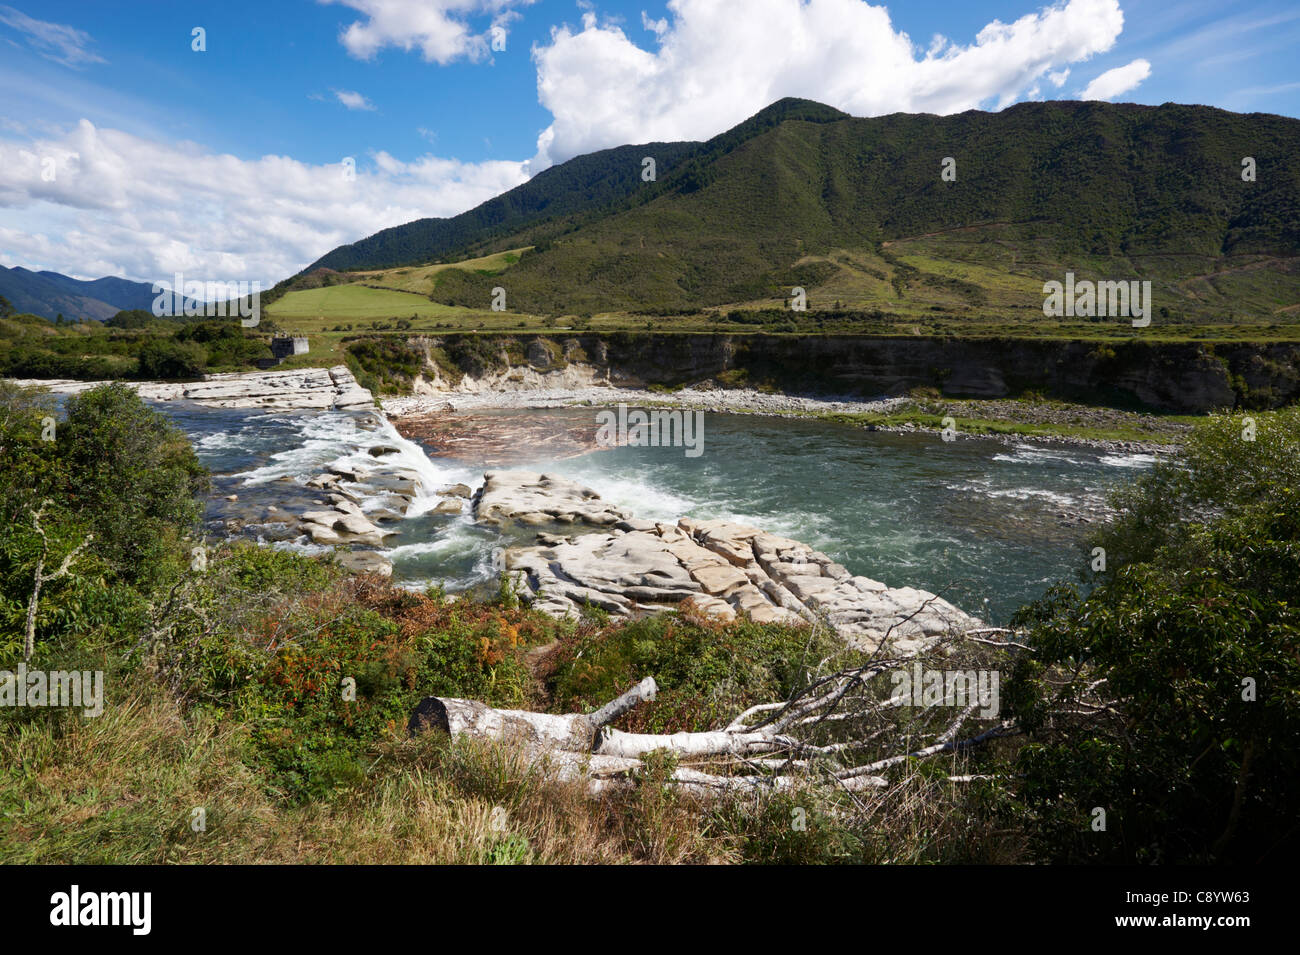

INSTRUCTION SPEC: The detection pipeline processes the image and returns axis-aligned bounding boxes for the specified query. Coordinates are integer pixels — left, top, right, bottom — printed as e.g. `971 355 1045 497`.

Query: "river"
165 401 1158 621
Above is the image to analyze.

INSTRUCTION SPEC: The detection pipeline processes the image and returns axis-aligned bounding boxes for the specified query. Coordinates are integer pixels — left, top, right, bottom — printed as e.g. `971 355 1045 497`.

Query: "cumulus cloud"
0 0 1149 285
641 11 668 37
321 0 536 64
0 4 106 68
1080 57 1151 100
334 88 377 110
0 120 529 284
530 0 1126 166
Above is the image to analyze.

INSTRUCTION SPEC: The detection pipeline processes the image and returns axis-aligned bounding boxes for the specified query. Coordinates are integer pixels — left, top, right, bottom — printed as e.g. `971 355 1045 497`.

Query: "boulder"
460 469 980 650
302 522 342 545
474 470 628 527
690 563 749 596
336 550 394 577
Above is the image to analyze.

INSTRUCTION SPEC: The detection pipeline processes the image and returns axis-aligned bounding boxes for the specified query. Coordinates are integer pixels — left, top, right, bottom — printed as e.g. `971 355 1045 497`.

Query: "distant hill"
303 98 850 274
295 98 1300 323
0 265 162 321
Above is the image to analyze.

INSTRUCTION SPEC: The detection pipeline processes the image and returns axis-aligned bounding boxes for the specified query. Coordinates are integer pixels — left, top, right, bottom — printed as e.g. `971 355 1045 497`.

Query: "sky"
0 0 1297 287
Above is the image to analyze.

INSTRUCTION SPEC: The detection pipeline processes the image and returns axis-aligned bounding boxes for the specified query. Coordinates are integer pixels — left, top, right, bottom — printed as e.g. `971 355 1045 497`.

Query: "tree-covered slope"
419 101 1298 315
303 140 696 273
302 98 851 274
297 99 1300 321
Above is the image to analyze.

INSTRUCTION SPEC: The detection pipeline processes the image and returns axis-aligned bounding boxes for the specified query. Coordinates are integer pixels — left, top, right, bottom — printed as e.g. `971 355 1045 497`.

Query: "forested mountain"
302 98 850 274
301 98 1300 318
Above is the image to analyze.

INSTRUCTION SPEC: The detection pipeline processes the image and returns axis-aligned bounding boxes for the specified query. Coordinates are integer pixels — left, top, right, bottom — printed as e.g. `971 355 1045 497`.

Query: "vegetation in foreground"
0 382 1295 864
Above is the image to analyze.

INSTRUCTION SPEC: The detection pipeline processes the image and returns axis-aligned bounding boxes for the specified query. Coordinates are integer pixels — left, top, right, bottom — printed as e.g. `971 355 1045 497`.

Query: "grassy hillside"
286 100 1300 336
305 98 848 275
415 101 1300 320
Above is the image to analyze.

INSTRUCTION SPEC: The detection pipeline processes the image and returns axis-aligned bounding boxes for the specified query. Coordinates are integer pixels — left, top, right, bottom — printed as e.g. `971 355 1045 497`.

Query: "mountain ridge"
291 98 1300 321
0 265 163 321
301 97 853 275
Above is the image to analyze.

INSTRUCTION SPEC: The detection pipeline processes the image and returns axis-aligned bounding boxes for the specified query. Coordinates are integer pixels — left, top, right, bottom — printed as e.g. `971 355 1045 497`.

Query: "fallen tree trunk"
595 728 797 759
408 676 660 751
406 624 1034 798
407 696 600 751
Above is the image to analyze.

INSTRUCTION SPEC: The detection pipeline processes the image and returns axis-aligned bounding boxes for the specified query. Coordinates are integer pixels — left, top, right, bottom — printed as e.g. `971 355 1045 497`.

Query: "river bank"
4 365 374 411
383 385 1187 454
7 353 1193 453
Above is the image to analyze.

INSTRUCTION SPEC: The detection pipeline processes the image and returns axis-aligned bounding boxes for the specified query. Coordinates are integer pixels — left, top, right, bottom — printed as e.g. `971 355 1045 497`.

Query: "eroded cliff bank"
381 332 1300 414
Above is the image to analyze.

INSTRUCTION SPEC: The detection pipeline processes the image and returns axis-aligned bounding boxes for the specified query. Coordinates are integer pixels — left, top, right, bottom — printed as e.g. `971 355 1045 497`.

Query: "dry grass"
0 681 742 864
1 568 1025 865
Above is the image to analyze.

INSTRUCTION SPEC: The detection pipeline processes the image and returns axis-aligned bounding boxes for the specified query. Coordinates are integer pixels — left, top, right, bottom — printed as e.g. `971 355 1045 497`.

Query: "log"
408 697 596 752
407 677 661 753
404 633 1022 799
588 676 657 729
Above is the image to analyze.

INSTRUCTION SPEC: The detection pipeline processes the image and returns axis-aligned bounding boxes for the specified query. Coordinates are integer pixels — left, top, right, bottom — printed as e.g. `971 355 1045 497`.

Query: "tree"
0 294 14 318
21 502 93 661
0 383 208 659
58 384 208 586
106 309 156 329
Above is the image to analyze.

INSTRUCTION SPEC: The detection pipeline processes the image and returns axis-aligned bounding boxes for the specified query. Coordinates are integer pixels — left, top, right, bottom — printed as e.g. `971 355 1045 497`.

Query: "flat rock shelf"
477 469 977 652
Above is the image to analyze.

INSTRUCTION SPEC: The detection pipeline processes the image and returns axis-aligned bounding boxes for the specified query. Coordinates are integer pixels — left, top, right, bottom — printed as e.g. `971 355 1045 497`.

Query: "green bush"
136 339 208 379
1006 408 1300 863
58 384 208 586
443 336 507 378
174 321 270 368
0 383 207 658
345 337 423 395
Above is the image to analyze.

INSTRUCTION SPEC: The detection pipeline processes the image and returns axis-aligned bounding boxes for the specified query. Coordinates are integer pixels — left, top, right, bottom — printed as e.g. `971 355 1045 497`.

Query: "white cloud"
530 0 1127 166
0 120 529 284
641 11 668 37
321 0 536 65
0 0 1152 287
1080 57 1151 100
0 5 106 68
334 88 377 110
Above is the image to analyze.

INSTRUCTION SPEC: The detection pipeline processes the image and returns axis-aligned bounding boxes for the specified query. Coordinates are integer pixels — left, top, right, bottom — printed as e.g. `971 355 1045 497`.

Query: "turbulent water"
169 403 1157 621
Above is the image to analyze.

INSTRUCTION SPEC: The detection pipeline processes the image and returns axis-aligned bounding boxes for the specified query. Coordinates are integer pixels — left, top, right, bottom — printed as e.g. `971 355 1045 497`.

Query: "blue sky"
1 0 1297 285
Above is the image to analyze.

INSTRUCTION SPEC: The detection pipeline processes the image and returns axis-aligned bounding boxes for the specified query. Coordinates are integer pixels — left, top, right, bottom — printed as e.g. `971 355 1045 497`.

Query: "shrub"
58 384 208 587
1006 409 1300 863
548 614 839 734
136 339 208 379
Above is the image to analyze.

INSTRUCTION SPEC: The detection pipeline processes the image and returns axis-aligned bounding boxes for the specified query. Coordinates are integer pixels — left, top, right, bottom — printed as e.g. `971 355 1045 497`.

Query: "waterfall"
365 413 456 517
